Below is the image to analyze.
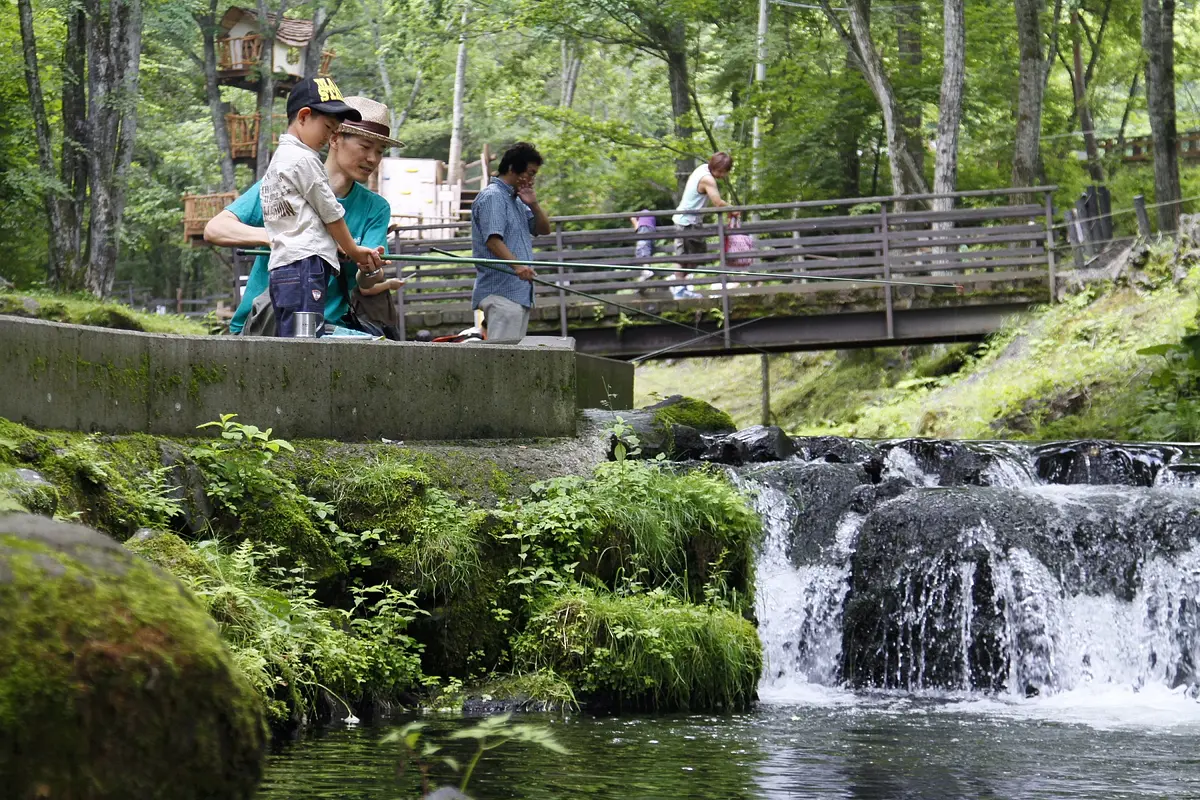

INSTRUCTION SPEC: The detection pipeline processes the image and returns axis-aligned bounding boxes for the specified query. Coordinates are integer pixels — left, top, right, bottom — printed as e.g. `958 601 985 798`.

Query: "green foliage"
509 459 761 612
515 588 761 711
129 534 426 726
191 415 343 576
385 713 568 796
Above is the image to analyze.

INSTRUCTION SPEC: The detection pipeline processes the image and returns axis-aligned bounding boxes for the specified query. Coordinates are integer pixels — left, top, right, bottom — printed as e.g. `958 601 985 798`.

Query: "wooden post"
760 353 770 426
394 242 407 341
1044 191 1057 303
881 202 894 338
717 211 732 350
175 287 183 314
1070 211 1089 271
1134 194 1152 237
480 143 491 190
1073 196 1092 257
555 222 568 338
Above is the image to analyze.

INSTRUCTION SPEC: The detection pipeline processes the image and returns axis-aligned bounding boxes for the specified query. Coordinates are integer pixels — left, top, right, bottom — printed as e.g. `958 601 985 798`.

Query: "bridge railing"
386 186 1058 345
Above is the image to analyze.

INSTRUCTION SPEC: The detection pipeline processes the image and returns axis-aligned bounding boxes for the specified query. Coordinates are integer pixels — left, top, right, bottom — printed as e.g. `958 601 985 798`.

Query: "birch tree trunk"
821 0 928 198
197 0 236 192
1143 0 1181 232
560 39 583 109
84 0 144 298
1012 0 1045 200
932 0 965 212
446 5 469 186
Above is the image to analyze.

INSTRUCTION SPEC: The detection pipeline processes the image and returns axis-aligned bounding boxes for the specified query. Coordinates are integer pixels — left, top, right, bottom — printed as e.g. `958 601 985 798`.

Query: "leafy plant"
385 713 568 797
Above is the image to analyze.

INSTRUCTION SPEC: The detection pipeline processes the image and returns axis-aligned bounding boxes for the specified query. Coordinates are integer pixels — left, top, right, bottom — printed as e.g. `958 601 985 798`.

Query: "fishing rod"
428 247 784 362
235 249 963 291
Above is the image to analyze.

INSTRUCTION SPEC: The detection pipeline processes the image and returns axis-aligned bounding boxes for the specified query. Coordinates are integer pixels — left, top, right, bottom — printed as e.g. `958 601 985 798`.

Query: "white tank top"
672 164 711 226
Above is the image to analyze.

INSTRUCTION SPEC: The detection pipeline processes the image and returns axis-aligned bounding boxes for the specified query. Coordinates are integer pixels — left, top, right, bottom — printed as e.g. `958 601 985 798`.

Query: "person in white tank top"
671 153 736 299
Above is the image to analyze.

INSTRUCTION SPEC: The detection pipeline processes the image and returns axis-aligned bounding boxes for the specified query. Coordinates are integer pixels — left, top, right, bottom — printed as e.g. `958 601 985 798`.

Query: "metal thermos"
292 312 323 338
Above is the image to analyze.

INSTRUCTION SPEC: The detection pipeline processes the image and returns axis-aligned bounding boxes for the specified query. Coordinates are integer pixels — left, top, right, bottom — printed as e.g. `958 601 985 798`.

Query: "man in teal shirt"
204 96 400 334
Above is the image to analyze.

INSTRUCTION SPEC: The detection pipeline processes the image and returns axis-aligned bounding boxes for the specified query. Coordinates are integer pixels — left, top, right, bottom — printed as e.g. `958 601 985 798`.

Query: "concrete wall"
1 317 633 441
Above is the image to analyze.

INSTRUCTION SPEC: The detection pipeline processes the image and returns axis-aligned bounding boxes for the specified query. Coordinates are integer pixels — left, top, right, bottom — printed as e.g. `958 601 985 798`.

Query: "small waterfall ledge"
732 436 1200 705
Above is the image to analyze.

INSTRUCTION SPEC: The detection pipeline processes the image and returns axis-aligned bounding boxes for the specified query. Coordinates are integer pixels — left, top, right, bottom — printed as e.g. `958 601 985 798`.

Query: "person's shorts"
674 226 707 257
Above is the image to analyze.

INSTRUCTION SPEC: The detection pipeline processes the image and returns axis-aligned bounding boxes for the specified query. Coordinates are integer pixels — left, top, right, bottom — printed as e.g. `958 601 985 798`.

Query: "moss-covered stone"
647 395 737 434
0 467 57 516
0 513 266 798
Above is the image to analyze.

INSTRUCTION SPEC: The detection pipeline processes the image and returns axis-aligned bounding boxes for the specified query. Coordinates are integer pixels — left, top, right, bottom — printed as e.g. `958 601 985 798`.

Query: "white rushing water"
742 449 1200 728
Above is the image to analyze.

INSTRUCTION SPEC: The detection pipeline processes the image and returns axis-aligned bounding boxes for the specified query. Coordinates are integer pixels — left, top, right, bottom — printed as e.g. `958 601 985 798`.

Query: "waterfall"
742 438 1200 708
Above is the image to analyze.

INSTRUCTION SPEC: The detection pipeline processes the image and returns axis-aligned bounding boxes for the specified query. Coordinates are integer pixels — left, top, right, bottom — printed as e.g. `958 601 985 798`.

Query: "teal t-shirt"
228 179 391 334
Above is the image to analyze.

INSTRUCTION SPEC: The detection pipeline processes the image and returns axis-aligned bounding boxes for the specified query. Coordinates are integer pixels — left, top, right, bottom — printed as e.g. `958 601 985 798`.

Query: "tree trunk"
254 1 283 179
198 0 236 192
932 0 965 212
1071 10 1104 184
895 1 924 181
446 5 469 186
84 0 143 298
560 39 583 109
662 22 695 194
1143 0 1180 232
823 0 927 198
303 0 345 78
837 49 864 198
62 5 88 263
1012 0 1045 200
17 0 85 289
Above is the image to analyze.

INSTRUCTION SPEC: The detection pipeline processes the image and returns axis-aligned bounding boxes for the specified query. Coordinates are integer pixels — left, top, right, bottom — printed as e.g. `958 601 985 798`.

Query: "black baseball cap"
286 77 362 122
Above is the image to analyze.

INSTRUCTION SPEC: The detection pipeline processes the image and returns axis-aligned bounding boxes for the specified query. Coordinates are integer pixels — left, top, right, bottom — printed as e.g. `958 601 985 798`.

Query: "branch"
816 0 866 74
1082 0 1113 86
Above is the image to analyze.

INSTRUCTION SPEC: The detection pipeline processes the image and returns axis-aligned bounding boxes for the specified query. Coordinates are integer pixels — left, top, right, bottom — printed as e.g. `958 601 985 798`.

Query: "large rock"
702 425 797 465
0 513 265 799
842 487 1200 694
1031 440 1183 486
606 395 735 461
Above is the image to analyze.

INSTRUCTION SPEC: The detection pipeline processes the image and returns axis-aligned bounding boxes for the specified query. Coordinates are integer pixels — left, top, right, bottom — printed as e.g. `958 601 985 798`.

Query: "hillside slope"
636 244 1200 441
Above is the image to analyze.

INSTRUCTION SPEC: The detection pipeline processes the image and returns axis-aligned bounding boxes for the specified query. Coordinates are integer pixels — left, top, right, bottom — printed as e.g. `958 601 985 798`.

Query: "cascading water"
739 437 1200 712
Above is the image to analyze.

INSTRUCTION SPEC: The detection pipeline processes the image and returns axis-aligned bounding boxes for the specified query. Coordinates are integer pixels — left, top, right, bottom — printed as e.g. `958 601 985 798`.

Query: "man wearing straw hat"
206 96 405 335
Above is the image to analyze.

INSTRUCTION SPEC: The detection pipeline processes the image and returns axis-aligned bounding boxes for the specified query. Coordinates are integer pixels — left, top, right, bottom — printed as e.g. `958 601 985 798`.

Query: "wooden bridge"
386 187 1059 360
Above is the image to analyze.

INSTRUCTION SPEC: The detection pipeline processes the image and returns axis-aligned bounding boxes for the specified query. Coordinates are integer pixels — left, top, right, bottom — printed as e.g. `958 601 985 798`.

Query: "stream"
258 437 1200 799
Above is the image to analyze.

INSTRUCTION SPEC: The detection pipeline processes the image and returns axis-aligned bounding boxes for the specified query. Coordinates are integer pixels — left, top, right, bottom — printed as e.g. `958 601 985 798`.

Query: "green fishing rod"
235 249 963 291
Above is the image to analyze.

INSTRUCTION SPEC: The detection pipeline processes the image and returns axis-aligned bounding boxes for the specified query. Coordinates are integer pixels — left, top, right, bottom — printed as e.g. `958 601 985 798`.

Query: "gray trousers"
480 294 530 343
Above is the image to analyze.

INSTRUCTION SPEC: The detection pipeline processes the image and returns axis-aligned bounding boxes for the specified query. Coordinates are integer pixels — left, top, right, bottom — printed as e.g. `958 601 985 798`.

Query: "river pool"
258 686 1200 799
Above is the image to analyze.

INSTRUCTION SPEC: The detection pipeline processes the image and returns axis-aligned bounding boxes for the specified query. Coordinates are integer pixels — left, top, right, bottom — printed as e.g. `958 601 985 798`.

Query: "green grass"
514 588 761 711
0 289 208 335
637 256 1200 441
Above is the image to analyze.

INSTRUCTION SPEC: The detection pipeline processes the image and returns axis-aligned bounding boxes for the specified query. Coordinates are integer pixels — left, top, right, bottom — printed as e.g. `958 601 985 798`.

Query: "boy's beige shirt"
261 133 345 271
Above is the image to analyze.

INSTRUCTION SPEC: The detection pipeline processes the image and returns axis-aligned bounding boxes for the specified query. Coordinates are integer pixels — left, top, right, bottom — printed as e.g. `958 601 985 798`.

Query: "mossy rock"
0 468 57 516
0 513 266 799
646 395 737 434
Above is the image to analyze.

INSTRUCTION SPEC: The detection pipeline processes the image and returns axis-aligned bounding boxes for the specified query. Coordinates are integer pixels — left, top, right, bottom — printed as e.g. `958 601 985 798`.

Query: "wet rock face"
744 462 870 565
1031 441 1183 486
702 425 797 465
841 487 1200 692
0 513 266 799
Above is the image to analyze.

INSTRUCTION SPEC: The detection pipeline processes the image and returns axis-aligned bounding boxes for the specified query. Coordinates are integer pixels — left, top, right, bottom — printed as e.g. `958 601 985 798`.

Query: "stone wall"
1 317 632 440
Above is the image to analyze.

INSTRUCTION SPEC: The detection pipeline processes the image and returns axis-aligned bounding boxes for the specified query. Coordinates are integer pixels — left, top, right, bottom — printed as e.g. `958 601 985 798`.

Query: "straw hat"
338 96 405 148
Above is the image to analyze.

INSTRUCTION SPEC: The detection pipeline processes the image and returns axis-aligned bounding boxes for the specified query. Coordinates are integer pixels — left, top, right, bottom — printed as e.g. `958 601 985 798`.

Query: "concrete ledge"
2 317 633 441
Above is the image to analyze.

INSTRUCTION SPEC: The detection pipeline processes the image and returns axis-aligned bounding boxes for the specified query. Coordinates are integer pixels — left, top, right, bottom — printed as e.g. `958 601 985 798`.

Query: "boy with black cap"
261 76 385 337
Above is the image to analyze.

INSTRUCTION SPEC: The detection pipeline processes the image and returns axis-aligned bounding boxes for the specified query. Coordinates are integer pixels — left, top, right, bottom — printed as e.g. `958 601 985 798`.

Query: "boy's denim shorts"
269 255 332 337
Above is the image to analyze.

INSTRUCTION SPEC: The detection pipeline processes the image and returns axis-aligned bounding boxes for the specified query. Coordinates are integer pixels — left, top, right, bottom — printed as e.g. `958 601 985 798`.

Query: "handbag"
337 268 403 341
240 290 276 337
724 217 755 268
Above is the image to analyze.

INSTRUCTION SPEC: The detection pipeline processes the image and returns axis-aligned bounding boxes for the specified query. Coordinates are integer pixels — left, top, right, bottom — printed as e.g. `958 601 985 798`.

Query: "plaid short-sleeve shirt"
471 177 536 309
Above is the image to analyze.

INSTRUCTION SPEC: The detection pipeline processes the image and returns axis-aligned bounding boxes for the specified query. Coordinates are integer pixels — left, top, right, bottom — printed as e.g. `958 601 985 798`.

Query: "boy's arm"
326 218 383 269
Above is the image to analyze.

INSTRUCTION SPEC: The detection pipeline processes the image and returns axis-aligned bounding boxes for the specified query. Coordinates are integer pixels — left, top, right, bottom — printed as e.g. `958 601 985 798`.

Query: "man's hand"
514 264 536 281
516 176 538 207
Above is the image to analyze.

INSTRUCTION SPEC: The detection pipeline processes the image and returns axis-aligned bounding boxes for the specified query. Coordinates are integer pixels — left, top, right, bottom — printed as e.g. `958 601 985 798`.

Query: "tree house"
225 112 287 164
216 7 335 96
183 192 237 244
